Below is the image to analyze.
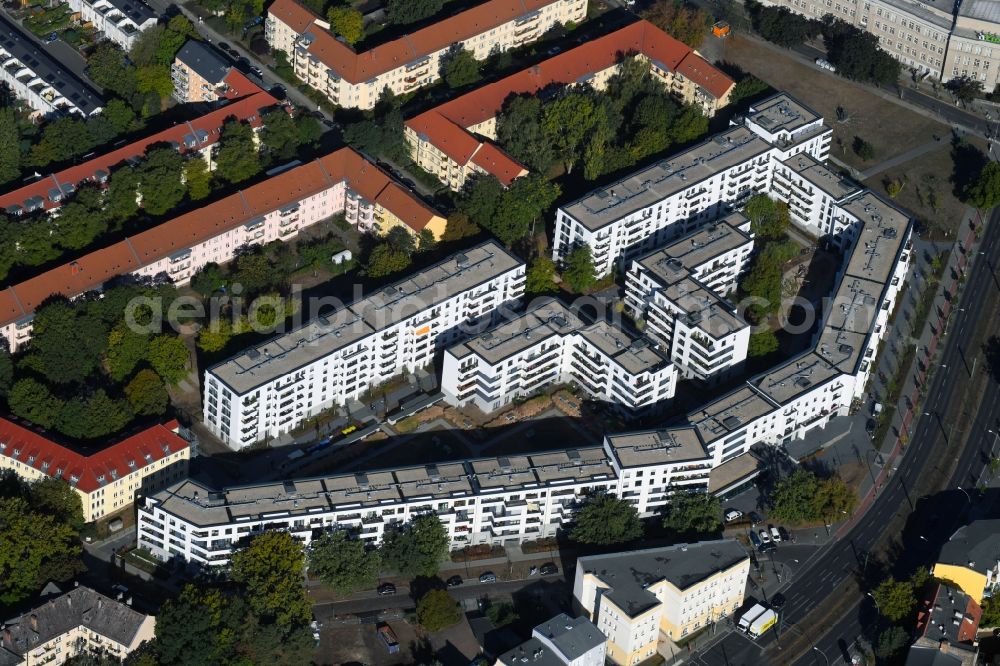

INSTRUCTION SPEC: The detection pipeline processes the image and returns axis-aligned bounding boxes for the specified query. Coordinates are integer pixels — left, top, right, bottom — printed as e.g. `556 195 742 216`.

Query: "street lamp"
866 592 881 612
957 486 972 502
812 646 831 666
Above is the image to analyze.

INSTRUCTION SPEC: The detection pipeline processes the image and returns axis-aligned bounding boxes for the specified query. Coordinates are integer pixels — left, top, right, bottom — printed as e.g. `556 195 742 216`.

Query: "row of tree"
0 283 187 440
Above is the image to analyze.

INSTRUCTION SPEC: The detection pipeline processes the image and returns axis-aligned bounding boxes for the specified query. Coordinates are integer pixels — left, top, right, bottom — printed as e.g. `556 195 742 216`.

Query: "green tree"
442 48 481 89
87 41 138 101
441 212 479 241
215 119 261 184
668 106 709 144
541 93 599 172
7 378 64 428
813 475 856 522
260 109 300 161
982 596 1000 628
52 196 106 251
643 0 710 47
662 491 722 535
417 228 437 252
768 468 820 524
106 167 140 222
190 263 227 296
29 117 91 167
0 349 12 398
386 0 442 25
525 256 558 295
853 136 876 161
415 589 461 632
30 478 84 529
140 147 186 216
155 585 243 666
327 5 364 44
308 530 380 593
966 161 1000 209
492 174 559 245
197 318 235 353
744 194 790 241
380 514 449 578
0 107 21 185
106 324 150 381
147 335 190 384
184 157 211 200
746 0 820 46
874 626 909 659
230 531 312 630
570 492 643 545
947 75 984 103
56 390 133 439
233 251 275 295
31 302 107 385
497 95 553 172
562 245 597 292
748 329 779 357
366 243 412 278
484 600 518 628
135 65 173 99
730 74 772 105
872 577 916 623
822 18 901 85
0 496 83 605
458 175 504 229
125 368 169 416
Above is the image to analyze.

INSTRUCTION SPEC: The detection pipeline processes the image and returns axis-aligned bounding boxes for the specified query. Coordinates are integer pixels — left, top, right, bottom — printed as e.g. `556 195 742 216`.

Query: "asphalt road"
686 210 1000 666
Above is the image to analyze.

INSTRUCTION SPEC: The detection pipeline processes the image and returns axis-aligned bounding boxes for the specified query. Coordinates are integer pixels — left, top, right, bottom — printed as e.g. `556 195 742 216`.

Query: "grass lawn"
722 35 947 171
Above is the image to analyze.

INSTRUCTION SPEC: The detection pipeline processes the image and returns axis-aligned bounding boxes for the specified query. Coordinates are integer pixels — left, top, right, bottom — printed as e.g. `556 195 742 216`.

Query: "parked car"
479 572 497 583
111 584 129 601
250 66 264 78
377 583 396 596
759 529 771 544
815 57 837 72
759 541 777 553
748 511 762 525
539 562 558 575
447 576 463 587
770 525 781 542
749 531 762 548
778 526 791 542
218 41 233 52
725 509 744 522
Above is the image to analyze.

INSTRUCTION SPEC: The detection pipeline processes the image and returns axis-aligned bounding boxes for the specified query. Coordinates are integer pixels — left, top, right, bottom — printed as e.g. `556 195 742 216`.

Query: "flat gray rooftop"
638 214 752 279
210 241 522 394
577 540 749 618
878 0 954 26
659 276 746 338
840 192 910 285
532 614 606 661
751 351 841 405
747 94 824 136
579 320 670 375
560 126 772 232
782 153 861 201
960 0 1000 20
688 385 777 445
448 299 582 364
605 426 710 468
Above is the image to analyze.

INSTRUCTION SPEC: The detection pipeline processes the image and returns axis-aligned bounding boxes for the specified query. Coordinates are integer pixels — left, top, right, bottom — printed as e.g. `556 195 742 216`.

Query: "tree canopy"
415 589 462 631
387 0 442 25
442 48 482 89
744 194 790 241
965 161 1000 209
768 468 857 525
229 531 313 631
327 5 364 44
215 119 262 184
570 492 643 545
661 491 722 535
562 246 597 292
308 530 380 593
380 514 450 578
643 0 710 47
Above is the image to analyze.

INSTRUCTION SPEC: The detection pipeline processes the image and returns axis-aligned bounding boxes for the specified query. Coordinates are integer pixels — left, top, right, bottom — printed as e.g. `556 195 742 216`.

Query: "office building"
203 242 525 448
573 541 750 664
0 14 103 118
497 614 607 666
0 586 155 666
405 20 734 191
0 418 190 523
624 212 753 382
67 0 157 49
552 94 831 277
265 0 586 110
441 298 676 418
932 519 1000 604
0 147 443 351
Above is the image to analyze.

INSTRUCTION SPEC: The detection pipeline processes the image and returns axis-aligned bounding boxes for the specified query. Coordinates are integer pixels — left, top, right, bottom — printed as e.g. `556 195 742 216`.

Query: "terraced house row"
404 20 735 191
265 0 587 110
0 146 443 351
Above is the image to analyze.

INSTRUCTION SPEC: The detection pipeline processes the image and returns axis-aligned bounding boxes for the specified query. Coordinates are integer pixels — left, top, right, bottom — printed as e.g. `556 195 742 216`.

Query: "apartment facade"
265 0 586 110
0 14 103 118
552 94 831 277
171 40 233 103
404 20 734 191
0 147 443 351
68 0 156 50
574 542 750 664
203 242 525 449
137 423 726 566
0 586 155 666
945 0 1000 86
0 419 190 523
624 213 753 382
441 298 676 418
498 614 607 666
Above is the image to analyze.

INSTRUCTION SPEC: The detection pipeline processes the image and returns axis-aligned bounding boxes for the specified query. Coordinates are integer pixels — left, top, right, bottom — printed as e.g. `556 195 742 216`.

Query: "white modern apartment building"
771 152 864 242
0 147 442 352
265 0 585 110
68 0 157 50
441 298 676 418
137 425 720 566
574 541 750 664
552 94 832 277
203 242 525 448
624 212 754 382
0 15 103 118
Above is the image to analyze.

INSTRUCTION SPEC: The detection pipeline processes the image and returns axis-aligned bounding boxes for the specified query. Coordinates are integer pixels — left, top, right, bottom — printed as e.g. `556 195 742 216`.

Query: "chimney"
29 614 37 632
939 639 950 654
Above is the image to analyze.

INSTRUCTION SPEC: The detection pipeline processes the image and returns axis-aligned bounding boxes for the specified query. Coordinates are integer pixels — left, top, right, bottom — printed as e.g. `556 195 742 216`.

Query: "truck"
377 624 400 654
737 604 767 633
748 609 778 638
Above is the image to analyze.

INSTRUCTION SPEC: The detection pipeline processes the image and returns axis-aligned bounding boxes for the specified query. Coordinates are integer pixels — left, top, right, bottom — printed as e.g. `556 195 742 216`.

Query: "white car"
759 529 771 544
725 509 744 522
815 58 837 72
770 525 781 542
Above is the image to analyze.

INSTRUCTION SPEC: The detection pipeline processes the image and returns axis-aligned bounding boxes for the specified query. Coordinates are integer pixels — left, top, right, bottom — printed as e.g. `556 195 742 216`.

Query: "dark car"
446 576 463 587
479 572 497 583
778 526 791 542
539 563 558 575
759 541 777 554
377 583 396 596
770 593 786 610
218 41 232 52
748 511 763 525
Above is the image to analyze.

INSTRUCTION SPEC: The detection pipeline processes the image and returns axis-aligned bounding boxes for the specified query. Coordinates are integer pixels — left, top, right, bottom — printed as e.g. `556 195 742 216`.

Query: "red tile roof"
0 90 277 215
268 0 566 83
404 21 734 184
0 418 188 493
470 143 528 186
0 148 439 329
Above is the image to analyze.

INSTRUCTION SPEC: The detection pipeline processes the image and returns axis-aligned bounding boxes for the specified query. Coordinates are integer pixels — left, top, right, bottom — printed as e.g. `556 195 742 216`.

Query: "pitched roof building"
0 418 190 522
0 585 155 665
404 20 735 190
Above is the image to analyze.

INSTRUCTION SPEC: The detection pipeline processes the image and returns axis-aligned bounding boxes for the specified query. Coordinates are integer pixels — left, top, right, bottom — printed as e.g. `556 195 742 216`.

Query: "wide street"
682 208 1000 666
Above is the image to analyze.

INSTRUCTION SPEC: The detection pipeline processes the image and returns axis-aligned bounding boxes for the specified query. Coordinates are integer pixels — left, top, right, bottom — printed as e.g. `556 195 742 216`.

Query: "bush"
415 589 461 632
